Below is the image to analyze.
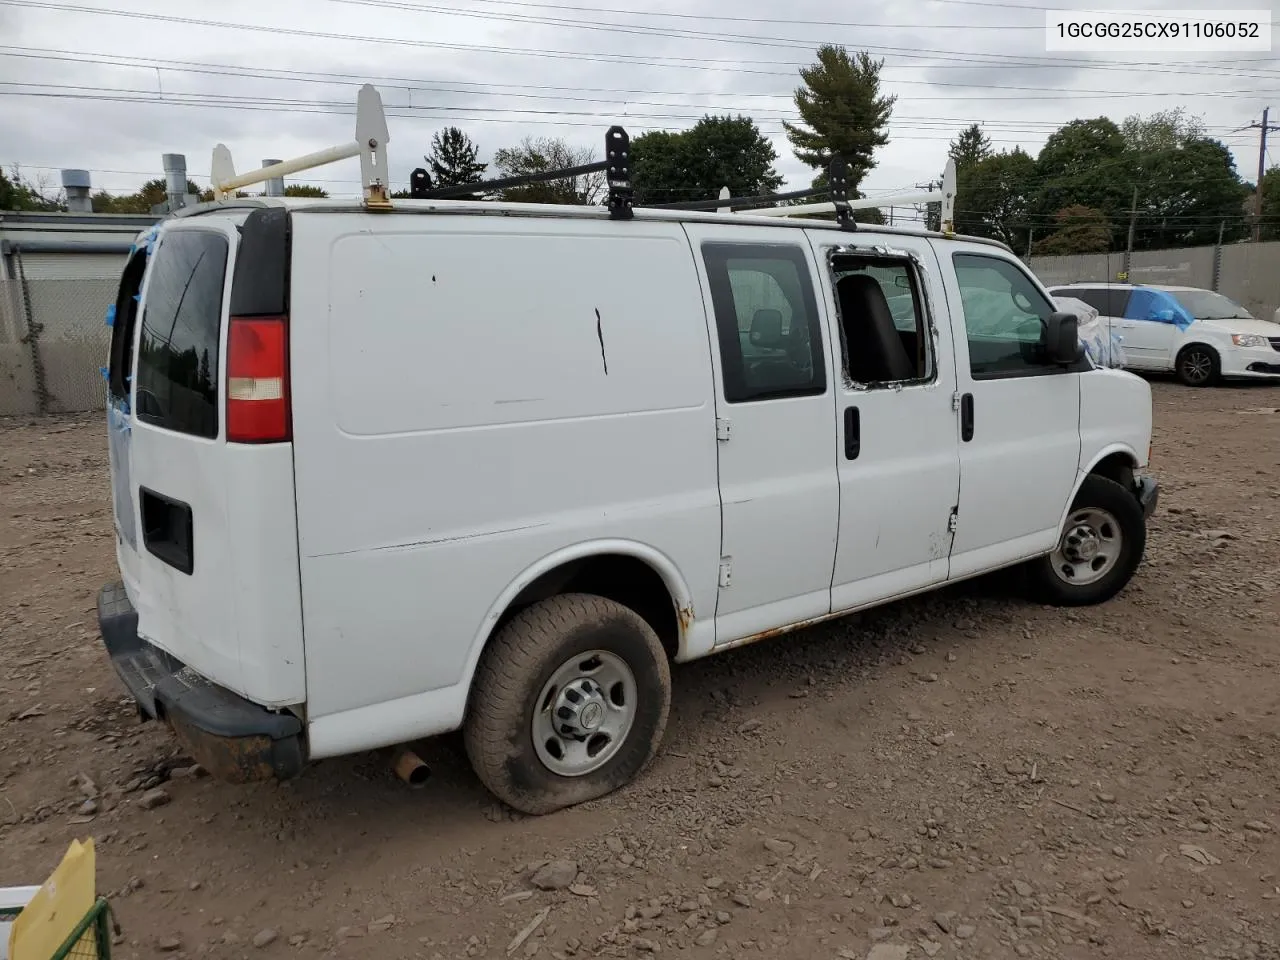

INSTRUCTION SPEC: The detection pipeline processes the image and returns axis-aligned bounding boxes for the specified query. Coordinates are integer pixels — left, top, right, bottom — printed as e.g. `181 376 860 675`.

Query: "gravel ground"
2 381 1279 960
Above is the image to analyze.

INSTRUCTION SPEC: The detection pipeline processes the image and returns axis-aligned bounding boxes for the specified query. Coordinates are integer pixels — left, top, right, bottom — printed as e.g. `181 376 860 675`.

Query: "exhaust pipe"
390 747 430 788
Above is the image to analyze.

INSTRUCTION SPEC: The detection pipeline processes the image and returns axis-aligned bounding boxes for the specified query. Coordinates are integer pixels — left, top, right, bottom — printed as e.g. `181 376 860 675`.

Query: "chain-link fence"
1 267 115 417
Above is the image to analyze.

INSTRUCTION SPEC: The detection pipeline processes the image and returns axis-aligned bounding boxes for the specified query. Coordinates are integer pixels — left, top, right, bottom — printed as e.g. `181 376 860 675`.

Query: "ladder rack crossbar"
210 83 391 207
200 81 953 232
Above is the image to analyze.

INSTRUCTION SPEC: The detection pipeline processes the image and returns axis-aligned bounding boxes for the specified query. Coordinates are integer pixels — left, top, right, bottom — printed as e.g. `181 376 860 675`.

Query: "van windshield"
1169 290 1255 322
135 230 229 439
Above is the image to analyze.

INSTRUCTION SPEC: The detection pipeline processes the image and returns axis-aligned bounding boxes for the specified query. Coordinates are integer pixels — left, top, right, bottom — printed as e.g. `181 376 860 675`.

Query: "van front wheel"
464 593 671 815
1027 474 1146 606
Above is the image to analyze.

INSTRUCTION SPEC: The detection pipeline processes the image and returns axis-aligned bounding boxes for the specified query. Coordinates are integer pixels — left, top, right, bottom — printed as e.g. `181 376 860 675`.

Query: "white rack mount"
210 83 391 208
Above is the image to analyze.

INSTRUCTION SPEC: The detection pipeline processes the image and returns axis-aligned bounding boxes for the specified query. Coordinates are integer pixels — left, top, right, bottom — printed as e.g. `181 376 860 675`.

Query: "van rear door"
105 211 305 709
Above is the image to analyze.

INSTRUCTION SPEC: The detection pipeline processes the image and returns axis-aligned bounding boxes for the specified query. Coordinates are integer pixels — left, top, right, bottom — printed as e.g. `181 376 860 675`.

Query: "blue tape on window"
105 304 116 327
132 293 141 303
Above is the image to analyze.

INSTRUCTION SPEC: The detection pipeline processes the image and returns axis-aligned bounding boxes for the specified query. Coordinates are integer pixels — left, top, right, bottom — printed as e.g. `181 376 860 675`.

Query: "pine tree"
426 127 488 189
783 45 896 191
948 124 994 172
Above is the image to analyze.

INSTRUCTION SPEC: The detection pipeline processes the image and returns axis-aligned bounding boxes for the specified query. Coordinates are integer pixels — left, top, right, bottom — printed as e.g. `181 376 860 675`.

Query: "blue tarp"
1123 288 1195 332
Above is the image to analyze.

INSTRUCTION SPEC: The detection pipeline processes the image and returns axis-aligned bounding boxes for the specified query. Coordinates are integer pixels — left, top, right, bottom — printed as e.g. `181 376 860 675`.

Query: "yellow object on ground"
7 839 95 960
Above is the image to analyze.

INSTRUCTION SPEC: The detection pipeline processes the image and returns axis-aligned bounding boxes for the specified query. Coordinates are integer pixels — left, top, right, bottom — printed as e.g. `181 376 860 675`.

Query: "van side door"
682 223 840 644
805 232 961 611
1110 288 1176 370
938 245 1083 579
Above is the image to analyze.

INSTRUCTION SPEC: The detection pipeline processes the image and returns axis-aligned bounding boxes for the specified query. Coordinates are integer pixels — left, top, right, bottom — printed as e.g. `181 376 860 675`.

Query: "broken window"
830 256 933 387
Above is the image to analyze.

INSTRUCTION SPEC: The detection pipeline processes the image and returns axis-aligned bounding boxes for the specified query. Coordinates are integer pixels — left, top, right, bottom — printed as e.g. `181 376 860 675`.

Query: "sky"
0 0 1276 213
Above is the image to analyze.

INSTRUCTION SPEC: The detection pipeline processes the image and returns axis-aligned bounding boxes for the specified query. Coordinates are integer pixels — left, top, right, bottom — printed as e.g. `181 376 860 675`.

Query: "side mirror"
1044 311 1084 365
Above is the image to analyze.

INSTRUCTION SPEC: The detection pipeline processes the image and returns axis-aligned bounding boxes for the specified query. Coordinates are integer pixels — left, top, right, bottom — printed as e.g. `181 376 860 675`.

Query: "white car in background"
1046 282 1280 387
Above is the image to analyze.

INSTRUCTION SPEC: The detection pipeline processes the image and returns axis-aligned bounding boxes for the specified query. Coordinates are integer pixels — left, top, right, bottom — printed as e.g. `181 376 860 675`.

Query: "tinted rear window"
135 230 228 438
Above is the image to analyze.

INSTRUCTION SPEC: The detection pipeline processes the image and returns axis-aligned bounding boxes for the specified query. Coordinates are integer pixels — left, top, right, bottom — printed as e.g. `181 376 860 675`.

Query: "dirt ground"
2 380 1279 960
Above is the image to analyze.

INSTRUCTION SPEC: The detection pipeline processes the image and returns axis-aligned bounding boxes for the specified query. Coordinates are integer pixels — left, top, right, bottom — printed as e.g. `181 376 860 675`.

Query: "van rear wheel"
464 593 671 815
1027 474 1146 606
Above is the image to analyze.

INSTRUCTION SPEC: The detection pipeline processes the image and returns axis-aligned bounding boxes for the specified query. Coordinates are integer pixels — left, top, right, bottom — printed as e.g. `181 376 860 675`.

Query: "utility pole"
1124 185 1138 277
1126 185 1138 254
1248 107 1278 242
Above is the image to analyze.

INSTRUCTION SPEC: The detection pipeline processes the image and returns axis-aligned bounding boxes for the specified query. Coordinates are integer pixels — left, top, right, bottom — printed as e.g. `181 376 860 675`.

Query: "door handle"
960 393 974 442
844 406 860 460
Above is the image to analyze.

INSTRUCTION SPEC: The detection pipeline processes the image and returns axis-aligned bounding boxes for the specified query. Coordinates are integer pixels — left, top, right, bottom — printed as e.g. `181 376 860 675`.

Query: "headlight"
1231 334 1268 348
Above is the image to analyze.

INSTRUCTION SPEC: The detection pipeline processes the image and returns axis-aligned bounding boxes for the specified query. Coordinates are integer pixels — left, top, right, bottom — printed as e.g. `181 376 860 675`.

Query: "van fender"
1057 443 1141 531
458 539 700 699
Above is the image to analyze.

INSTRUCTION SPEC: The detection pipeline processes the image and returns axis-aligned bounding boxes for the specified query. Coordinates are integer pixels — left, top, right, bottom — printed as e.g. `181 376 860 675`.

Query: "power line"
4 84 1275 141
2 64 1269 114
2 0 1277 83
325 0 1271 35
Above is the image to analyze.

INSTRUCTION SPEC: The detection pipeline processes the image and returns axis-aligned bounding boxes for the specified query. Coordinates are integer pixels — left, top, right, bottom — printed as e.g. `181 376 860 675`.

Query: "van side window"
135 231 229 439
1103 288 1133 317
702 243 826 403
953 253 1063 380
1064 287 1108 315
1063 287 1131 318
830 257 932 386
107 249 148 403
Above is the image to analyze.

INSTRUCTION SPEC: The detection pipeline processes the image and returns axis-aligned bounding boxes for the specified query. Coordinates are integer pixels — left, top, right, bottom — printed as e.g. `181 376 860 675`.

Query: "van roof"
169 195 1013 252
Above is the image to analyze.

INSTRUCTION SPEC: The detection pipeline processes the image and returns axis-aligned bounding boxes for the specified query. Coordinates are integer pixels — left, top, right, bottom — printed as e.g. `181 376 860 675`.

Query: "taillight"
226 315 290 443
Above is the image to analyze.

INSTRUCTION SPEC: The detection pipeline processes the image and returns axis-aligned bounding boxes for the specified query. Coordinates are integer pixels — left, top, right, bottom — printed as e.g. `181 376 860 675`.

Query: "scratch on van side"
315 522 551 558
595 308 609 376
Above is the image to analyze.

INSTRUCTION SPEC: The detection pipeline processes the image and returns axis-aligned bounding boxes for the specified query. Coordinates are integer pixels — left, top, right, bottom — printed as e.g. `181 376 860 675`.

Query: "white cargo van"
97 90 1158 814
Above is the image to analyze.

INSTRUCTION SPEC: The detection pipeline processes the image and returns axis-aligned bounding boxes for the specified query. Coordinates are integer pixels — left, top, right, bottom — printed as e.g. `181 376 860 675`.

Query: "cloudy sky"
0 0 1275 210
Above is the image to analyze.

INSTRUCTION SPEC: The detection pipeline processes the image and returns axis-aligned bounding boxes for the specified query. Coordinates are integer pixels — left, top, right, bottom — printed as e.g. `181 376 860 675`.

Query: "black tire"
1175 344 1220 387
463 593 671 815
1027 474 1147 607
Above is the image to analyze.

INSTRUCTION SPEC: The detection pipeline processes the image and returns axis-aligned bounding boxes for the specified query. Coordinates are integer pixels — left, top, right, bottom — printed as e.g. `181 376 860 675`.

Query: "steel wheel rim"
532 650 637 777
1050 507 1123 587
1181 351 1212 383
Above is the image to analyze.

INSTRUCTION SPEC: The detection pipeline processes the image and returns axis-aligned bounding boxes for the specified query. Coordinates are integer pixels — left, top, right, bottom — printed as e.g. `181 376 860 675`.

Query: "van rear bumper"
97 582 305 783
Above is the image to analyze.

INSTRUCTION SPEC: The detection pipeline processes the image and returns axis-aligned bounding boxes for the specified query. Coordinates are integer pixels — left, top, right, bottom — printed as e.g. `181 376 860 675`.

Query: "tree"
283 184 328 198
0 165 62 211
1120 107 1204 154
631 115 783 206
784 45 896 191
954 148 1037 252
1033 205 1113 255
91 178 202 213
948 123 993 172
1031 118 1130 240
425 127 487 193
491 136 603 204
1259 165 1280 242
1117 112 1248 249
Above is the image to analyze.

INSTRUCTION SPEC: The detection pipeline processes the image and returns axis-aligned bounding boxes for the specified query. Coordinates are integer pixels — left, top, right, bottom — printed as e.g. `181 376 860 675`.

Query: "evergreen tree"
426 127 487 190
783 45 895 191
948 123 994 172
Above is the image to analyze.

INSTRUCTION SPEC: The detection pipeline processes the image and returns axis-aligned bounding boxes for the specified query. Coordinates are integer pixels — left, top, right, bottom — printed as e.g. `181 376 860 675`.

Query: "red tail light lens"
226 315 290 443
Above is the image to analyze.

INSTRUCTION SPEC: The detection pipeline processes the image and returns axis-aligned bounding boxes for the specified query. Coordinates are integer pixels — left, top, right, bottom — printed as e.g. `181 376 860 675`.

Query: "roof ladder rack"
750 158 958 234
209 84 392 209
409 126 635 220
